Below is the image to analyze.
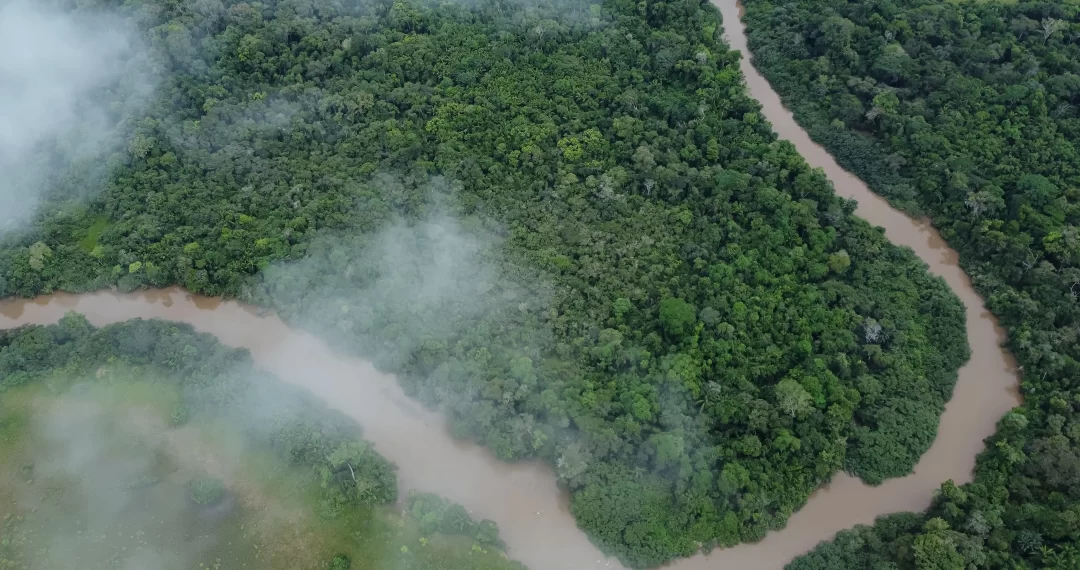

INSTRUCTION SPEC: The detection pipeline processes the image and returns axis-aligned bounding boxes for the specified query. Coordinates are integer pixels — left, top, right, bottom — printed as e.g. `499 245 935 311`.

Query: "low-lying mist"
10 388 231 570
0 0 153 231
245 177 553 377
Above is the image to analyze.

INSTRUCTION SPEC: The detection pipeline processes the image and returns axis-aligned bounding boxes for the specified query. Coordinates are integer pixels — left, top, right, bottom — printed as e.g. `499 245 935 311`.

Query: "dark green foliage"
739 0 1080 568
405 491 505 549
786 512 925 570
658 298 697 340
741 0 1080 407
316 440 400 515
0 0 973 565
786 402 1080 569
189 477 225 505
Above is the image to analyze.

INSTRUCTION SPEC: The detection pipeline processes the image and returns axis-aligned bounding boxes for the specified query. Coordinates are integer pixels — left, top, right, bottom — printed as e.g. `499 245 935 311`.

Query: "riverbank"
0 288 622 570
0 2 1022 569
0 318 522 570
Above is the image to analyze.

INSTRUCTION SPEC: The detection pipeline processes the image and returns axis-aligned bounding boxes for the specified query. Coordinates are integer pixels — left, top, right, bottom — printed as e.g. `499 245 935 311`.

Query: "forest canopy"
739 0 1080 568
0 0 970 565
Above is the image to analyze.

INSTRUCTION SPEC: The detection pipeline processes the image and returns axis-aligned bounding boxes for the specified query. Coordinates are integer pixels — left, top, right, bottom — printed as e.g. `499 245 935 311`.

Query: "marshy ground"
0 366 521 570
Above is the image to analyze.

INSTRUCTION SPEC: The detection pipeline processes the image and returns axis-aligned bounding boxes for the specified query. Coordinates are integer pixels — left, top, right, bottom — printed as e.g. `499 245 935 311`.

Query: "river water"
0 2 1021 569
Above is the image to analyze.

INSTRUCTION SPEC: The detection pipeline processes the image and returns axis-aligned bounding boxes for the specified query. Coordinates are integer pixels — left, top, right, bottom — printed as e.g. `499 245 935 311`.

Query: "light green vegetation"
0 316 523 570
76 217 110 254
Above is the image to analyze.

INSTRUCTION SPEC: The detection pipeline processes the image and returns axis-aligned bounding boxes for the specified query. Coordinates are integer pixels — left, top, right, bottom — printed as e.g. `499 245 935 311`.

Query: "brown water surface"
0 287 623 569
0 2 1022 568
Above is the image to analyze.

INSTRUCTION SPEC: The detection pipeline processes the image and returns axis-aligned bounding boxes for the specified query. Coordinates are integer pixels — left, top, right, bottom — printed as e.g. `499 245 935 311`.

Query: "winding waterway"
0 2 1022 569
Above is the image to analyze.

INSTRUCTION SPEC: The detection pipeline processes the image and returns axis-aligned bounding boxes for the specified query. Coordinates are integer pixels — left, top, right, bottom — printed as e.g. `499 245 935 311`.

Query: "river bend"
0 2 1021 568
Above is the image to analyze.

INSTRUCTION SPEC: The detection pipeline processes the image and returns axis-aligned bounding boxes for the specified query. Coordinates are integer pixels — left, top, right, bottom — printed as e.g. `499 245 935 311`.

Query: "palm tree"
696 381 724 412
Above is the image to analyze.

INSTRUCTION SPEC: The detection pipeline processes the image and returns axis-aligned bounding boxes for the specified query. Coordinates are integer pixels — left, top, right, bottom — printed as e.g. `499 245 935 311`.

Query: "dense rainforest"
0 314 519 570
0 0 973 565
738 0 1080 568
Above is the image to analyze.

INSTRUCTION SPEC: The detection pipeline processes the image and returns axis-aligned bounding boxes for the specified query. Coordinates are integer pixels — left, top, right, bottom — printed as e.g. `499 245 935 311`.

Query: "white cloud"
0 0 152 229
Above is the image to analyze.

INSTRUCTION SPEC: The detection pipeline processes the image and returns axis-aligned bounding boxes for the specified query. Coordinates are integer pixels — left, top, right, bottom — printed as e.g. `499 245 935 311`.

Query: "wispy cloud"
0 0 154 230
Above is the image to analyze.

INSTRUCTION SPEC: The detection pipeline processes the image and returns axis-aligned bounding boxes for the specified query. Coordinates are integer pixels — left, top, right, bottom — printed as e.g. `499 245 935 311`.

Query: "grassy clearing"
0 368 522 570
77 216 110 253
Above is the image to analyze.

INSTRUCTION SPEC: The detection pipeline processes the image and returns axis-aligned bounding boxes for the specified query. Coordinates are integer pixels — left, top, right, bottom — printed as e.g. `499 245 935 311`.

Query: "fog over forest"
0 0 152 230
4 0 1069 568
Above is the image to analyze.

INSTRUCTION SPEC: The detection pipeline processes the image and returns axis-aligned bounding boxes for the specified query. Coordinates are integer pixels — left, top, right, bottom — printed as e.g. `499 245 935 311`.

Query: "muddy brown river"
0 1 1021 569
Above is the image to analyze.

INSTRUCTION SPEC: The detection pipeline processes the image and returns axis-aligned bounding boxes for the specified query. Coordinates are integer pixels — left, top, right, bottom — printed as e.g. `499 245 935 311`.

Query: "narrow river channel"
0 2 1022 569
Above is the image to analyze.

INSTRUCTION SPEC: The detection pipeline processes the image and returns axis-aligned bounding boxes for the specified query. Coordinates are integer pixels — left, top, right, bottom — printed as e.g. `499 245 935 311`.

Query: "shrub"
189 476 224 505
